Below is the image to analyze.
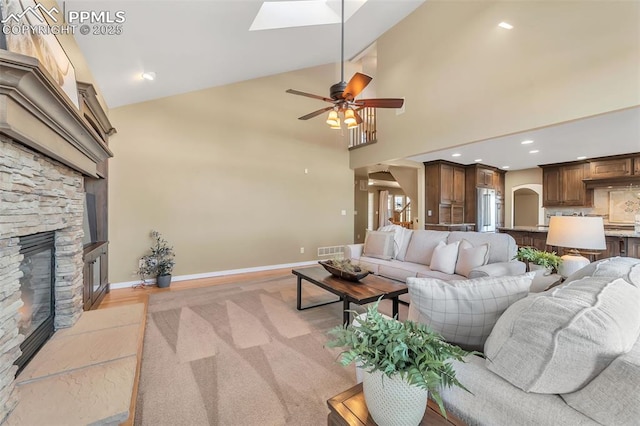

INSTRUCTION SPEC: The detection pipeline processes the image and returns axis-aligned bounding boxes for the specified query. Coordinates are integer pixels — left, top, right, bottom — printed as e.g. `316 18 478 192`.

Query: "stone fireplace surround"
0 51 112 422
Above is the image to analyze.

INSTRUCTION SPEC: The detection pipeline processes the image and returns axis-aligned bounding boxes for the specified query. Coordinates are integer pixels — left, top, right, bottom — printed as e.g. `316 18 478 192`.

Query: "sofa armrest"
468 261 526 278
344 243 364 260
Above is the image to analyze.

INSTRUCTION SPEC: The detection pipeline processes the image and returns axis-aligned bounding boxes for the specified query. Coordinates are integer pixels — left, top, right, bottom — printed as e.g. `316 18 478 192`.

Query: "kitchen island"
499 226 640 259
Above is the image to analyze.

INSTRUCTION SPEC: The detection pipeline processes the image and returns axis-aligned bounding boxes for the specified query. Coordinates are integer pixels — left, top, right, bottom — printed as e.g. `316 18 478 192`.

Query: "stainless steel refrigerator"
476 188 497 232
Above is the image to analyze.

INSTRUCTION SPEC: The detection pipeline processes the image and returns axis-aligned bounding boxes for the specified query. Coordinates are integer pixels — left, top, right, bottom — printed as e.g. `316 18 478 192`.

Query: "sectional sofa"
436 256 640 425
344 226 526 282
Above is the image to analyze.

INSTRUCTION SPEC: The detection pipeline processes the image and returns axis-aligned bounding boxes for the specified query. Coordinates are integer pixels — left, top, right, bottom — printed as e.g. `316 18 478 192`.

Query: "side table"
327 383 466 426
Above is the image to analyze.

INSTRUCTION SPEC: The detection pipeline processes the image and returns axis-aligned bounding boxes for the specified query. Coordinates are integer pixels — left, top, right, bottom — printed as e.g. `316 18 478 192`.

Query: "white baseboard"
109 260 318 290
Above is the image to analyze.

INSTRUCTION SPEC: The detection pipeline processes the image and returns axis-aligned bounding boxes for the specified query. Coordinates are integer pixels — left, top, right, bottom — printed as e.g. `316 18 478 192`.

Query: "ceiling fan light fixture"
343 108 357 126
347 120 358 129
330 119 342 130
326 110 339 126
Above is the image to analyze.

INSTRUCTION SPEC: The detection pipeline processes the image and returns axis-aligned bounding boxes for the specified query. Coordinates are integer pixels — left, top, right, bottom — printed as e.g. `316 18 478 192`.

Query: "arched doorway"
512 184 544 226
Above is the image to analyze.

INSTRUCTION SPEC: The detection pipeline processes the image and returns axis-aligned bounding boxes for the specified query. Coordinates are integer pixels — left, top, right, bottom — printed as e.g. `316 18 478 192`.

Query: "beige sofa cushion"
455 240 490 277
448 231 517 264
564 256 640 287
404 230 449 265
407 274 532 351
485 276 640 394
363 231 395 260
561 338 640 426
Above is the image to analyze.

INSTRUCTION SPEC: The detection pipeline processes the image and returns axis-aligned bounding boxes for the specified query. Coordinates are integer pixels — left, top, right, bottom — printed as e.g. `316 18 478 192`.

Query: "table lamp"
546 216 606 277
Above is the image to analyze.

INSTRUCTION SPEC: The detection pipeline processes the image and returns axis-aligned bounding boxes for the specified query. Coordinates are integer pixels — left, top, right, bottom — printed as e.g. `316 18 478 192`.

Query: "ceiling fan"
286 0 404 129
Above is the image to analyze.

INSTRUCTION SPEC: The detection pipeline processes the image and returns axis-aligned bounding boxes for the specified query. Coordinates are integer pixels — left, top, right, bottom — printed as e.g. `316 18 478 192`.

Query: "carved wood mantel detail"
0 50 113 177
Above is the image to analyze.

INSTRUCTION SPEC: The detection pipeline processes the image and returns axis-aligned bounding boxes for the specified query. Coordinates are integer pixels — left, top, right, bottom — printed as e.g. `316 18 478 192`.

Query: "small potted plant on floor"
327 301 472 426
514 247 562 275
137 230 175 288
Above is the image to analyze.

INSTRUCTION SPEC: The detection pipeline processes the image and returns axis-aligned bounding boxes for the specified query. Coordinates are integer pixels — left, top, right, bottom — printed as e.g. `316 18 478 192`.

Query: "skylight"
249 0 367 31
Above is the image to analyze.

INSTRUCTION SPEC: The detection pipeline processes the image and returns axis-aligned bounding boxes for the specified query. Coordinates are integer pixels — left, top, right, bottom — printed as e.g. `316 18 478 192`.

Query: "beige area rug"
134 272 408 425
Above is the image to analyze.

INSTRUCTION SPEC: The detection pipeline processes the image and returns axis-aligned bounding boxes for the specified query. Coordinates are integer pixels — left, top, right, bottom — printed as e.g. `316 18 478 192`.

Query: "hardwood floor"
98 267 294 310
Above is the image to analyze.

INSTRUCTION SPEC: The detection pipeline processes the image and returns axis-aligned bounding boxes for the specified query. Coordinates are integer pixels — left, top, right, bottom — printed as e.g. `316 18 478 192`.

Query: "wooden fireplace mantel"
0 50 113 177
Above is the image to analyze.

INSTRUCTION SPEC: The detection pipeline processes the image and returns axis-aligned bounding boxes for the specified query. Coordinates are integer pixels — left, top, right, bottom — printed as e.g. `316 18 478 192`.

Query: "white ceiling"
407 107 640 171
70 0 424 108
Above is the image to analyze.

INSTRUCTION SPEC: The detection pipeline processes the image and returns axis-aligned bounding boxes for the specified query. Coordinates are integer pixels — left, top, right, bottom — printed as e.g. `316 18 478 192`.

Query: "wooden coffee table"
327 383 466 426
292 266 408 324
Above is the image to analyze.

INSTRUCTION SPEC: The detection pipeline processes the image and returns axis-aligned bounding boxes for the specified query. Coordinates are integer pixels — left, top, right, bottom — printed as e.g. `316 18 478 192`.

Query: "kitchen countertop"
499 226 640 238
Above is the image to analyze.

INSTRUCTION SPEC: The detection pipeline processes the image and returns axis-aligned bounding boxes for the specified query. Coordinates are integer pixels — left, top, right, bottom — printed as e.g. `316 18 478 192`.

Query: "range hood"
583 176 640 189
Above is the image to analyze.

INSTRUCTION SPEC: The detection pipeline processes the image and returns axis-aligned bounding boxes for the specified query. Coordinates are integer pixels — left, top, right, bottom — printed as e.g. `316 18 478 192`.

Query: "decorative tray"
319 260 370 282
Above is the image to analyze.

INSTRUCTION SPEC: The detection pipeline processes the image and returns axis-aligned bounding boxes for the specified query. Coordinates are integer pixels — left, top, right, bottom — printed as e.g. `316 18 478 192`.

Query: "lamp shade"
326 110 339 126
343 108 357 126
546 216 606 250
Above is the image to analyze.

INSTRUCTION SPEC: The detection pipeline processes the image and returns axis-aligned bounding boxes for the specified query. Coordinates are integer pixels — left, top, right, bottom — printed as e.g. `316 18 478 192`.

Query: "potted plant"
327 301 472 425
137 230 175 288
514 247 561 275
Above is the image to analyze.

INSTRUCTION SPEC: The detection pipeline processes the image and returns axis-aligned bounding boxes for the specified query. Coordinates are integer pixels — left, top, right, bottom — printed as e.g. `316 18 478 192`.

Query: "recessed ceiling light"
577 156 587 160
498 22 514 30
521 140 533 145
502 166 510 169
452 153 461 157
529 150 539 154
141 72 156 81
474 159 483 162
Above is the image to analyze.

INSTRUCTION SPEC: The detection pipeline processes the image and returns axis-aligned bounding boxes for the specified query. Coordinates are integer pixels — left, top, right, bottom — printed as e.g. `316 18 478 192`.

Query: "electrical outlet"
300 247 304 254
341 210 347 216
428 210 433 216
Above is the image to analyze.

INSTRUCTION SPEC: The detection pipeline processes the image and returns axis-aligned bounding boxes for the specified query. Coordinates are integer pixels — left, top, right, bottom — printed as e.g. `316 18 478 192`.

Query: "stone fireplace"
0 50 112 422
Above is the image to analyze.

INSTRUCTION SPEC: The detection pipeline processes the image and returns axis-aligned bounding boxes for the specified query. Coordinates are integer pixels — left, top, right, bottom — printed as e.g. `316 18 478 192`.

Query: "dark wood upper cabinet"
542 163 592 207
634 156 640 175
590 158 632 178
476 167 495 188
424 161 466 224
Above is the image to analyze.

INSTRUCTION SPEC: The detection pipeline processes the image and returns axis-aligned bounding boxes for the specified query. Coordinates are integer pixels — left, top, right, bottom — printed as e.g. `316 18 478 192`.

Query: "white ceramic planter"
362 369 428 426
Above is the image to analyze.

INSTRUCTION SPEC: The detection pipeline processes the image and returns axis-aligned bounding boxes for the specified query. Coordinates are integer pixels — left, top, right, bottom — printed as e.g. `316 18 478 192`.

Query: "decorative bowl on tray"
319 259 370 282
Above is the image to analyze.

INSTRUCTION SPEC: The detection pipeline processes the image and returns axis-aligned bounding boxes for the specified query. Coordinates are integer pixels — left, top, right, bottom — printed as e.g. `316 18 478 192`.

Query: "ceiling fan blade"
342 73 372 100
298 106 334 120
357 98 405 108
286 89 334 103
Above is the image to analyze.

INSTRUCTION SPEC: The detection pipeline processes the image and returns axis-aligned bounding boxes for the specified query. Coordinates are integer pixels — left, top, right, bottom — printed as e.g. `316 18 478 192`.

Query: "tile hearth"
5 303 145 426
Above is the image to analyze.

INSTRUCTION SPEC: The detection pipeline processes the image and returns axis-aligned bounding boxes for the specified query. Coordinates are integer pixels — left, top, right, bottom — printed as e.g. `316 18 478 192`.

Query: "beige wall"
108 65 354 283
351 0 640 169
514 191 539 226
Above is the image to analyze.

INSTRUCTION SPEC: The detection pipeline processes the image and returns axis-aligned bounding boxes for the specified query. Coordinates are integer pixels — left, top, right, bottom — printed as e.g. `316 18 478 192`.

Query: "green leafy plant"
514 247 562 272
137 230 175 282
327 300 473 417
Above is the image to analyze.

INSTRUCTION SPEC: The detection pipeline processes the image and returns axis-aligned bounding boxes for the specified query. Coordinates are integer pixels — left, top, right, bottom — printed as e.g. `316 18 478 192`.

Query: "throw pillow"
484 276 640 394
429 240 460 274
454 239 490 277
362 231 395 260
406 273 533 351
395 227 414 261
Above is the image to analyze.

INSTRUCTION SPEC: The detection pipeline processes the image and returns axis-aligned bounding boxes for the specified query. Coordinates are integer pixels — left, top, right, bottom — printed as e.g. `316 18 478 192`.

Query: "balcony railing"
349 107 377 150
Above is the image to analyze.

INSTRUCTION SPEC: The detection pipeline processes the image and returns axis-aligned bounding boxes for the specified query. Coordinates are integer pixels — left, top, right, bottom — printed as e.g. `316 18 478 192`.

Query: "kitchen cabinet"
634 157 640 175
628 238 640 258
476 167 495 188
424 161 465 224
590 158 632 178
542 163 593 207
602 236 625 258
